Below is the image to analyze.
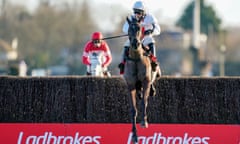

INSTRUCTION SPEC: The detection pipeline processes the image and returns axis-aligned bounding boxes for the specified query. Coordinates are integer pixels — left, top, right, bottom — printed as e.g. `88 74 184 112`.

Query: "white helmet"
133 1 145 12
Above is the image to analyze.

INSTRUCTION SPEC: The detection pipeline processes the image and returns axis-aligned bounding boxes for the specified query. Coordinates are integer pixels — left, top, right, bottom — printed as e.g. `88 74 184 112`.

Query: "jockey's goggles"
93 39 101 44
134 9 144 15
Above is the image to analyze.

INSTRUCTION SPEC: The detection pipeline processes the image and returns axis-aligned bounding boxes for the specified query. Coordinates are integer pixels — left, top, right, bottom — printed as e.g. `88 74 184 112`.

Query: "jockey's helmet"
133 1 145 15
92 32 103 40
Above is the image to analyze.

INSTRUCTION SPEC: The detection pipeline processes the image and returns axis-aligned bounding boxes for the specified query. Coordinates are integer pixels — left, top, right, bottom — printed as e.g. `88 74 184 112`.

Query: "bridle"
127 17 142 50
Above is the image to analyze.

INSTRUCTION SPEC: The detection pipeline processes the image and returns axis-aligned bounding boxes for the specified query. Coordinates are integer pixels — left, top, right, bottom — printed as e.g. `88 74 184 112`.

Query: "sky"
8 0 240 29
93 0 240 27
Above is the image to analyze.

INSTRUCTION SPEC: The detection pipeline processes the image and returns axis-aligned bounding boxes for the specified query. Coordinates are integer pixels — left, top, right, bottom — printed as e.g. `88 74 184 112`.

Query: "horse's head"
127 17 142 50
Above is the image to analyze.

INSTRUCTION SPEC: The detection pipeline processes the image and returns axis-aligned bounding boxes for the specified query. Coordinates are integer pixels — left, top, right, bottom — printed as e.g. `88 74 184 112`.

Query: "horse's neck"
128 45 144 60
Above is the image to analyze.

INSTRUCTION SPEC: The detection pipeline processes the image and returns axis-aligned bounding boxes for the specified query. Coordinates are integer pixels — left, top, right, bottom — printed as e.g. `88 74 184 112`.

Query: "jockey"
82 32 112 75
118 0 161 74
118 1 161 97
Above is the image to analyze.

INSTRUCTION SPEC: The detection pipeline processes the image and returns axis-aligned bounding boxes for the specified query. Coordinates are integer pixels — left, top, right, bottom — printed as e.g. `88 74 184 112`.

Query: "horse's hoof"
132 134 138 143
140 120 148 128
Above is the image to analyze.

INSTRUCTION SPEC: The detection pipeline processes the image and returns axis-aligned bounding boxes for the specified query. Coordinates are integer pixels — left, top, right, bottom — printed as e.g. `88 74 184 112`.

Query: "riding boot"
148 43 157 97
118 46 129 74
149 65 160 97
147 43 158 72
156 63 161 78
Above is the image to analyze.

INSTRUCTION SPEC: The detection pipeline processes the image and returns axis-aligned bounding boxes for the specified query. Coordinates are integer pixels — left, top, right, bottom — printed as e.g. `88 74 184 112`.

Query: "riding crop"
102 34 128 40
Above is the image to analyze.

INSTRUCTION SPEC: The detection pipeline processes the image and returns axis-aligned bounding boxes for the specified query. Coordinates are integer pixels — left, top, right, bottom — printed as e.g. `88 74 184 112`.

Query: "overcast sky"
9 0 240 29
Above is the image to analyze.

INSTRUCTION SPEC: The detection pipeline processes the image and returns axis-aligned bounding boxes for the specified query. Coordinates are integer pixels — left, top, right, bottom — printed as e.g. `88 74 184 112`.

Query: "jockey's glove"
149 54 157 62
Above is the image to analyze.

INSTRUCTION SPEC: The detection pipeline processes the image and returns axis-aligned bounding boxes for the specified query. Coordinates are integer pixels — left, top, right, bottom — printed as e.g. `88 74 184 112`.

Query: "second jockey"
82 32 112 75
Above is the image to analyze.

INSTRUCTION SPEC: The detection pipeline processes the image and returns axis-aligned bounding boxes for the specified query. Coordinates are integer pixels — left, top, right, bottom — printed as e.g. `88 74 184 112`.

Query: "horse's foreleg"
129 89 138 143
140 80 151 128
140 98 149 128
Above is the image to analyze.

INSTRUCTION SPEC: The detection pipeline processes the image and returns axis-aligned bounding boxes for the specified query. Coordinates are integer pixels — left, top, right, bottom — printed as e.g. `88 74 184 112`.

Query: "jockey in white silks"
118 1 161 96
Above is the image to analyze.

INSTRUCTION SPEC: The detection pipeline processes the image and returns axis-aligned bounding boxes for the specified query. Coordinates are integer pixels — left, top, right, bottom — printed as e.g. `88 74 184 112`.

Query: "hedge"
0 76 239 124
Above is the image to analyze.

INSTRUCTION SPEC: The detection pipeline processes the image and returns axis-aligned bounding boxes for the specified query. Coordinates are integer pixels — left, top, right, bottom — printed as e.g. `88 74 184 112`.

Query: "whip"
102 34 128 40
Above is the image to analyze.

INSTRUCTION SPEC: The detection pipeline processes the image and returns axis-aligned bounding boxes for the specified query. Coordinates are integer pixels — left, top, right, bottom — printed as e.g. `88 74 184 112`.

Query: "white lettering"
63 136 73 144
36 132 48 144
127 132 133 144
183 133 192 144
73 132 83 144
146 133 157 144
202 137 210 144
17 131 101 144
57 136 65 144
16 130 211 144
192 137 201 144
47 132 57 144
93 136 101 144
17 132 23 144
127 132 210 144
166 136 174 144
172 137 182 144
26 135 36 144
83 136 92 143
156 133 165 144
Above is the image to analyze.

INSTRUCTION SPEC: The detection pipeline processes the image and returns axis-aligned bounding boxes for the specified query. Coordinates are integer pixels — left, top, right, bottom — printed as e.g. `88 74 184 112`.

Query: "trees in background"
0 1 98 74
176 0 221 35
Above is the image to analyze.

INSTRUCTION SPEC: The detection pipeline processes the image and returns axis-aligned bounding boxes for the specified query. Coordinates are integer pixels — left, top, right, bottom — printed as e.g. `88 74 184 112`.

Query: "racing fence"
0 76 239 124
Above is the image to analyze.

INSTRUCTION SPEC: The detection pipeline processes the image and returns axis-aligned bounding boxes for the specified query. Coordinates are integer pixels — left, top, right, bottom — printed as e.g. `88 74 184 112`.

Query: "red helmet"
91 32 103 40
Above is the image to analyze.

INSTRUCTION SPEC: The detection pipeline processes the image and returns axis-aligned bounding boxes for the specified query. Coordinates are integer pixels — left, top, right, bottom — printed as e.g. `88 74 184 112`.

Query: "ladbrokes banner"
0 124 239 144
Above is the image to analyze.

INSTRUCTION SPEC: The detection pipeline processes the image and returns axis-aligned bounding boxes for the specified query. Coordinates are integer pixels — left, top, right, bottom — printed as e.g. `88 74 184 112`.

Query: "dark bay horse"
123 17 152 143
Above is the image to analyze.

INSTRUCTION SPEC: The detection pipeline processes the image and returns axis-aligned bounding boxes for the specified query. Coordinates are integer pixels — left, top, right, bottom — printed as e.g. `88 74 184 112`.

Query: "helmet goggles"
93 39 101 44
134 9 144 15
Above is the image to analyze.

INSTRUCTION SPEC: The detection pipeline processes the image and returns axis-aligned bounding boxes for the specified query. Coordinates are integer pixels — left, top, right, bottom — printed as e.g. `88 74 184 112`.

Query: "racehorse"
123 17 152 143
87 53 111 77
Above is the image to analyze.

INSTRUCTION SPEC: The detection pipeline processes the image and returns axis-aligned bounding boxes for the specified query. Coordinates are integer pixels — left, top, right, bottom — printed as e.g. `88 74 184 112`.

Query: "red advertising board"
0 124 239 144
